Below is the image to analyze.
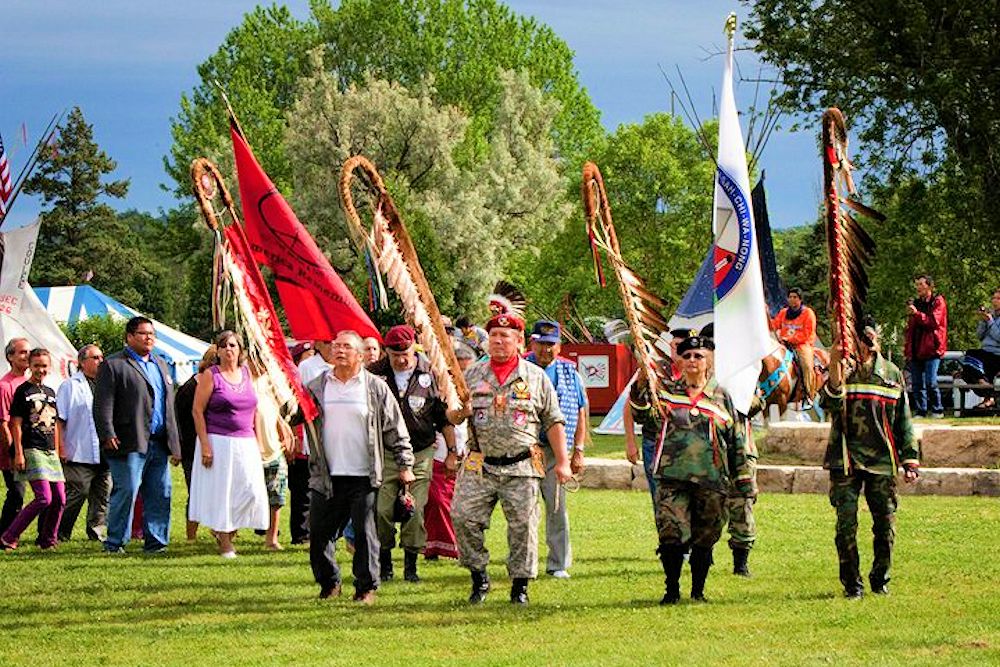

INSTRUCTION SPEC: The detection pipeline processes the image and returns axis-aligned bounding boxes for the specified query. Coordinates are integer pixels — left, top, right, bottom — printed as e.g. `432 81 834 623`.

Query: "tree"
284 62 570 316
60 315 126 359
517 114 717 326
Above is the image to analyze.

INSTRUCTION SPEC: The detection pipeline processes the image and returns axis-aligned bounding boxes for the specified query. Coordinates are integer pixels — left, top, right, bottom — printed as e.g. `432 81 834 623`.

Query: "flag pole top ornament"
724 12 737 39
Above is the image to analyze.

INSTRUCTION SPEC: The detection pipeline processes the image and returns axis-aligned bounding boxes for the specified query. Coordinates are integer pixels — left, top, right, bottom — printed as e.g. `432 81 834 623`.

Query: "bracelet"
573 445 585 452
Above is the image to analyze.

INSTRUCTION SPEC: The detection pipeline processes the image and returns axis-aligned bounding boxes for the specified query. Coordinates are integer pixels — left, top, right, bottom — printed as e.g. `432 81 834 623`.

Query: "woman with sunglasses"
189 331 269 557
633 334 754 604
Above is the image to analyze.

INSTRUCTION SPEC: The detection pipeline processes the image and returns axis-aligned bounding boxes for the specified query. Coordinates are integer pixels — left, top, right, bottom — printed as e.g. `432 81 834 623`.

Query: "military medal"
494 393 508 412
511 379 531 400
690 407 700 417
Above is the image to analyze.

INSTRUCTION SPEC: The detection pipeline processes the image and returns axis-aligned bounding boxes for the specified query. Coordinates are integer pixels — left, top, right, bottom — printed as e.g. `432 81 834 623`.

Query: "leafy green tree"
285 62 570 317
517 114 716 326
60 315 126 358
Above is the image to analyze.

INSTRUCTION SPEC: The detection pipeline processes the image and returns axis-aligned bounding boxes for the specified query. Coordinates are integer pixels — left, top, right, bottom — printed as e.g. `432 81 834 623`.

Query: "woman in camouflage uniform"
633 335 755 604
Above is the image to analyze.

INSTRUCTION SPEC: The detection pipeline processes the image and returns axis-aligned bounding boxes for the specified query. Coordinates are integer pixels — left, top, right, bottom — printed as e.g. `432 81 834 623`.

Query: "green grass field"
2 469 998 666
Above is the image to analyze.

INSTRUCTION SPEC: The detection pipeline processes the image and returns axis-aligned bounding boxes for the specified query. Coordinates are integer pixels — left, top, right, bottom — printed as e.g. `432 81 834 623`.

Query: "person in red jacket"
904 274 948 418
769 287 818 398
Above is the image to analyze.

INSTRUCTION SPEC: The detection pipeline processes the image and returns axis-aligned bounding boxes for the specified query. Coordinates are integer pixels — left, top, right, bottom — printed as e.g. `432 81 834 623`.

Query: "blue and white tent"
34 285 210 383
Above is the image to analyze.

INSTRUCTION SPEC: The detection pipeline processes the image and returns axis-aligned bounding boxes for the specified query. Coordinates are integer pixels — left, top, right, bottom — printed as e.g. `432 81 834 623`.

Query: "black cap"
677 335 715 356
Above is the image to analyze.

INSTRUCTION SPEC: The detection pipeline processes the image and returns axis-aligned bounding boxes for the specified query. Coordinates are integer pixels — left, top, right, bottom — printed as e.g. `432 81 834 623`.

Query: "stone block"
901 468 976 496
920 427 1000 468
759 423 828 464
630 464 649 492
790 466 829 494
756 465 795 494
578 458 633 490
973 470 1000 497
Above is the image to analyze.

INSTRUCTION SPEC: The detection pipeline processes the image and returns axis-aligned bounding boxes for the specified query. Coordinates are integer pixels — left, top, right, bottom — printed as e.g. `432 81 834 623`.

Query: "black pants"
309 477 379 594
287 457 311 543
0 469 26 535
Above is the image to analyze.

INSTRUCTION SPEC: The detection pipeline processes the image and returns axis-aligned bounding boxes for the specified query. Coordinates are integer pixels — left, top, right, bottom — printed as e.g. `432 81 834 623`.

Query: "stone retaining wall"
760 423 1000 468
578 458 1000 496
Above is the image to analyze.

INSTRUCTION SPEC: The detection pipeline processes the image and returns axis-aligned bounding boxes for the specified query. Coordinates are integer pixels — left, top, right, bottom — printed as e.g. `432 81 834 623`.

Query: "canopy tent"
0 284 77 389
34 285 210 383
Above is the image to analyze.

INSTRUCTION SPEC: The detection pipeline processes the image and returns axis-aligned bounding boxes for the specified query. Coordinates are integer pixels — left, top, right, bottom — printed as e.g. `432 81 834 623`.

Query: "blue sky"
0 1 821 231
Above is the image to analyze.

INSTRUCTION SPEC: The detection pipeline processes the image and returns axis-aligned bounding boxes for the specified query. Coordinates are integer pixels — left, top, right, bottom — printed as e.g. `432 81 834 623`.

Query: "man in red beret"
369 325 455 583
449 313 572 605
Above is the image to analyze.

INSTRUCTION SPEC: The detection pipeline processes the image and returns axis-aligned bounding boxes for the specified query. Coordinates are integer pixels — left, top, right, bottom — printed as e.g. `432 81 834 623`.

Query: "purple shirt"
205 365 257 438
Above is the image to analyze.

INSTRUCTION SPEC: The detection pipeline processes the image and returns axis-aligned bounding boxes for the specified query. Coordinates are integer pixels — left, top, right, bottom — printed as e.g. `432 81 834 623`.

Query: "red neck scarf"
490 355 520 386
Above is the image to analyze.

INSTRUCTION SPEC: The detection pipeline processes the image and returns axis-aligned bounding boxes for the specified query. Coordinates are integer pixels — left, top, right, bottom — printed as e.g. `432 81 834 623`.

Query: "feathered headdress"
582 162 672 416
488 280 527 319
339 155 469 411
822 108 881 362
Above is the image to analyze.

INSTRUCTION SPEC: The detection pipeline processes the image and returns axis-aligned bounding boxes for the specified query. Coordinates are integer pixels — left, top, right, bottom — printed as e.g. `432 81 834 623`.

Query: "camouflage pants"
654 481 726 549
829 469 898 590
451 468 541 578
727 460 757 550
377 446 435 551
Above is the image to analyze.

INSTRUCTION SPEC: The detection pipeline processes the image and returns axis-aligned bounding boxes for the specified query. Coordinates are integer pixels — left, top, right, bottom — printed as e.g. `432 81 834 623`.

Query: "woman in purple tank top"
189 331 268 557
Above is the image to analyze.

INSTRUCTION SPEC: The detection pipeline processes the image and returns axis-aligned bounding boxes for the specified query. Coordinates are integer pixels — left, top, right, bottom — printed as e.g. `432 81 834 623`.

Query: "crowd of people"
14 274 995 603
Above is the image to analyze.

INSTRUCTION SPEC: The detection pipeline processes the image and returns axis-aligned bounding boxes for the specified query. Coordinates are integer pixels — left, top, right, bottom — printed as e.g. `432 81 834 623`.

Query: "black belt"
484 450 532 466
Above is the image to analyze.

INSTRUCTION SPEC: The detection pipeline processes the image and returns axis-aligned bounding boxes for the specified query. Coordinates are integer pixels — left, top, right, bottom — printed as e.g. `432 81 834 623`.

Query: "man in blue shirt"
526 320 587 578
93 317 181 554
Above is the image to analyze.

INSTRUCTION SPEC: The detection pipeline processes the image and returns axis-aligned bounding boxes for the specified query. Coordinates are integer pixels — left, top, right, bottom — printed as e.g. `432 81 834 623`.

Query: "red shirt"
0 370 28 470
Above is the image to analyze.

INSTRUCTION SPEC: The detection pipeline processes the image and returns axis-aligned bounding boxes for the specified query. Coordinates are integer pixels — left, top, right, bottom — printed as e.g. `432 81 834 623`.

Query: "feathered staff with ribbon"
338 155 469 411
582 161 672 417
822 107 881 364
190 158 317 422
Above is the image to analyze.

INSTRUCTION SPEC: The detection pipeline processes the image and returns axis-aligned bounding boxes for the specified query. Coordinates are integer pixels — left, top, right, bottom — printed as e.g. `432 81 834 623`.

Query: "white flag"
0 217 41 318
712 16 776 415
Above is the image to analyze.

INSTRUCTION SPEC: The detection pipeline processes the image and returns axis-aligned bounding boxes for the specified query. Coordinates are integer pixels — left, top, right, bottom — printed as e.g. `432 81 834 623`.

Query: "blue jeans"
641 436 658 515
910 358 942 415
105 440 172 551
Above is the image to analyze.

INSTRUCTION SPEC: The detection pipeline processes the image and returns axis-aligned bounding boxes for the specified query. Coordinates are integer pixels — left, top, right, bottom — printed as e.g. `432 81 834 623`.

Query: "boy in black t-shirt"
1 349 65 550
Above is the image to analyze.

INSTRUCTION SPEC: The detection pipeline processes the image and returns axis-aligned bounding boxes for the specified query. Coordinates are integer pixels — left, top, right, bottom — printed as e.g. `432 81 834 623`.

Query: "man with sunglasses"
632 334 754 604
369 324 454 583
823 317 919 598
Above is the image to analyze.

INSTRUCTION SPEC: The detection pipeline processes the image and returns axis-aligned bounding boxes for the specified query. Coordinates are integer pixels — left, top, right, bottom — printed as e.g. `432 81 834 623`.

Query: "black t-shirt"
10 382 58 452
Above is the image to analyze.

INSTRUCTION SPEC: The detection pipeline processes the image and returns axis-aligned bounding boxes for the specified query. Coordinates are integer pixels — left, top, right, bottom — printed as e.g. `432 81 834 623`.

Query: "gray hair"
77 344 101 365
336 330 364 351
5 337 29 361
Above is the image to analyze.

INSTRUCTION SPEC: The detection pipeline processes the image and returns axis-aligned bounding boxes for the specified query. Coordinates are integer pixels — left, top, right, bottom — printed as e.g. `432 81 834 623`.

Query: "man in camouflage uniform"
821 317 920 598
449 313 570 605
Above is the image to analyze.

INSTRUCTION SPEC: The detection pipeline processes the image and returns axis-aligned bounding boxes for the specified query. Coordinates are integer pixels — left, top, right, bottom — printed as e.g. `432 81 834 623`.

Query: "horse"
751 338 829 419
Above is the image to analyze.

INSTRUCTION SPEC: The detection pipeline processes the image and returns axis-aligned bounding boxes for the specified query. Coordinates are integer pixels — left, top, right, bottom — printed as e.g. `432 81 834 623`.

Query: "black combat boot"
379 548 394 582
658 544 684 605
510 577 529 605
404 549 420 582
469 569 491 604
689 546 714 602
840 562 864 599
732 547 752 577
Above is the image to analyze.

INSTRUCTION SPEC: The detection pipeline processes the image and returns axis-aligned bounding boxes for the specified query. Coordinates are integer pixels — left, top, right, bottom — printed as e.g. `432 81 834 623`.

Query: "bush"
59 315 126 357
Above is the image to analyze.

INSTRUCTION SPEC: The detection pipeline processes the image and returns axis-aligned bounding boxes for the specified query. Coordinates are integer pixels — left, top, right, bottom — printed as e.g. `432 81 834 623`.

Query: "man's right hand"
625 438 639 464
13 452 25 472
103 437 120 452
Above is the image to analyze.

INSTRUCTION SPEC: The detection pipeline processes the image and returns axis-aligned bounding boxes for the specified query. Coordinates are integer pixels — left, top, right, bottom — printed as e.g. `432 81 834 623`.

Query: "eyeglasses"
87 355 104 361
131 330 156 338
681 352 706 360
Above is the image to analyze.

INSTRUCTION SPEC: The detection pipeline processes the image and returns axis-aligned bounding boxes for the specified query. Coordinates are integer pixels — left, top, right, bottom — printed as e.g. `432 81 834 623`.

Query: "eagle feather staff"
582 161 672 417
822 107 881 364
338 155 469 411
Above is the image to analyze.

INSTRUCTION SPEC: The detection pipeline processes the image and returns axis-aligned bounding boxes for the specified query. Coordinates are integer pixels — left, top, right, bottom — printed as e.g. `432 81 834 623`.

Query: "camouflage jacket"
633 377 754 495
820 352 919 476
464 358 565 478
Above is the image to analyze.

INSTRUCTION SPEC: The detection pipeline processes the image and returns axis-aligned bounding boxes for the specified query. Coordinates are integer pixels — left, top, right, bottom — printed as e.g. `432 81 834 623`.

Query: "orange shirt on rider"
770 306 817 347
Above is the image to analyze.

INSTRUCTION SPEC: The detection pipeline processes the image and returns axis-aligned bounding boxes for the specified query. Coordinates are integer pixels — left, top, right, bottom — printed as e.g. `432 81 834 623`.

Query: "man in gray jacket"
304 330 414 604
93 317 180 554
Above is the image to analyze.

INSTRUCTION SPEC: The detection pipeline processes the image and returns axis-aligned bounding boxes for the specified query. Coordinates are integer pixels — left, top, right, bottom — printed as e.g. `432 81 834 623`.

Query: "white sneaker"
220 550 238 559
548 569 570 579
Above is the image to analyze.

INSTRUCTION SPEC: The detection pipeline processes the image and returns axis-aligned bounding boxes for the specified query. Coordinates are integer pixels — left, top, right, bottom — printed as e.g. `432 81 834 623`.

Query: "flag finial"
724 12 737 40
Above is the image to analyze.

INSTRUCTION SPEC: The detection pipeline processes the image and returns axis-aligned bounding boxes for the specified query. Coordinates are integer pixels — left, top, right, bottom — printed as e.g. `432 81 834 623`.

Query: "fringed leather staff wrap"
582 162 672 417
190 158 317 422
338 155 469 411
822 108 881 363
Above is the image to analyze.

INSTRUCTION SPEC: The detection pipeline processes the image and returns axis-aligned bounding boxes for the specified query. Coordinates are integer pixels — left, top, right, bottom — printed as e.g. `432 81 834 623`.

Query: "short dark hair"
29 348 50 361
455 316 473 329
5 337 28 361
787 287 803 298
915 274 934 287
77 344 101 365
125 316 154 336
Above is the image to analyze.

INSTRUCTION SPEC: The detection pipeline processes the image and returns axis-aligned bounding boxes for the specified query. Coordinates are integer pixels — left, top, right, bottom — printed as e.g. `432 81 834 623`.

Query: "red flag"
230 123 380 342
222 221 318 421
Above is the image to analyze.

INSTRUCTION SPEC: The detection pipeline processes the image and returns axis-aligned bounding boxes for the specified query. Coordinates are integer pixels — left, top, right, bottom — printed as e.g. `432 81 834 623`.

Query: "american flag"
0 132 13 216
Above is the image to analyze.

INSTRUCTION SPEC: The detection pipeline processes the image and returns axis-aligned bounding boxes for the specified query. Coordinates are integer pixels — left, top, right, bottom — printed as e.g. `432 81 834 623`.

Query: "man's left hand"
554 460 572 484
570 448 585 475
169 455 182 467
399 468 416 485
903 465 920 483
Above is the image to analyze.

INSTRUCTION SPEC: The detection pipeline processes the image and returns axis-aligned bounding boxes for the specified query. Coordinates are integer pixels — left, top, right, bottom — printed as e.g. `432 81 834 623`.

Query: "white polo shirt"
56 371 101 465
322 369 370 476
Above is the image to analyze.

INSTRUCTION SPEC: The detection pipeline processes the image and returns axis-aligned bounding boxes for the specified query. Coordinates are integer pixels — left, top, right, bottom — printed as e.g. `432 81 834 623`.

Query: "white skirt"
189 433 269 532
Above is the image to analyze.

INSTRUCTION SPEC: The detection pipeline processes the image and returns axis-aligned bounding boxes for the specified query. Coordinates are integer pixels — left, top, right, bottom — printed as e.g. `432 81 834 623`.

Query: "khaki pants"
376 446 435 551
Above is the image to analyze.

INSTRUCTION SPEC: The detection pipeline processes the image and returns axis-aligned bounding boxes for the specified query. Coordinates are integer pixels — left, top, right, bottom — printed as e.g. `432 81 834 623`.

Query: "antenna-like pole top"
724 12 737 39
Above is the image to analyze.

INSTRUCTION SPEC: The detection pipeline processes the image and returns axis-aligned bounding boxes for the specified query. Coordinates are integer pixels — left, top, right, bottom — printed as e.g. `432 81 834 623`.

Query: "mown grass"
1 471 997 666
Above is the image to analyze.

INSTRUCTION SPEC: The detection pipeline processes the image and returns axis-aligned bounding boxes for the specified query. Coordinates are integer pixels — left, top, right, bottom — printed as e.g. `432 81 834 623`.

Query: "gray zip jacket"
304 368 413 497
